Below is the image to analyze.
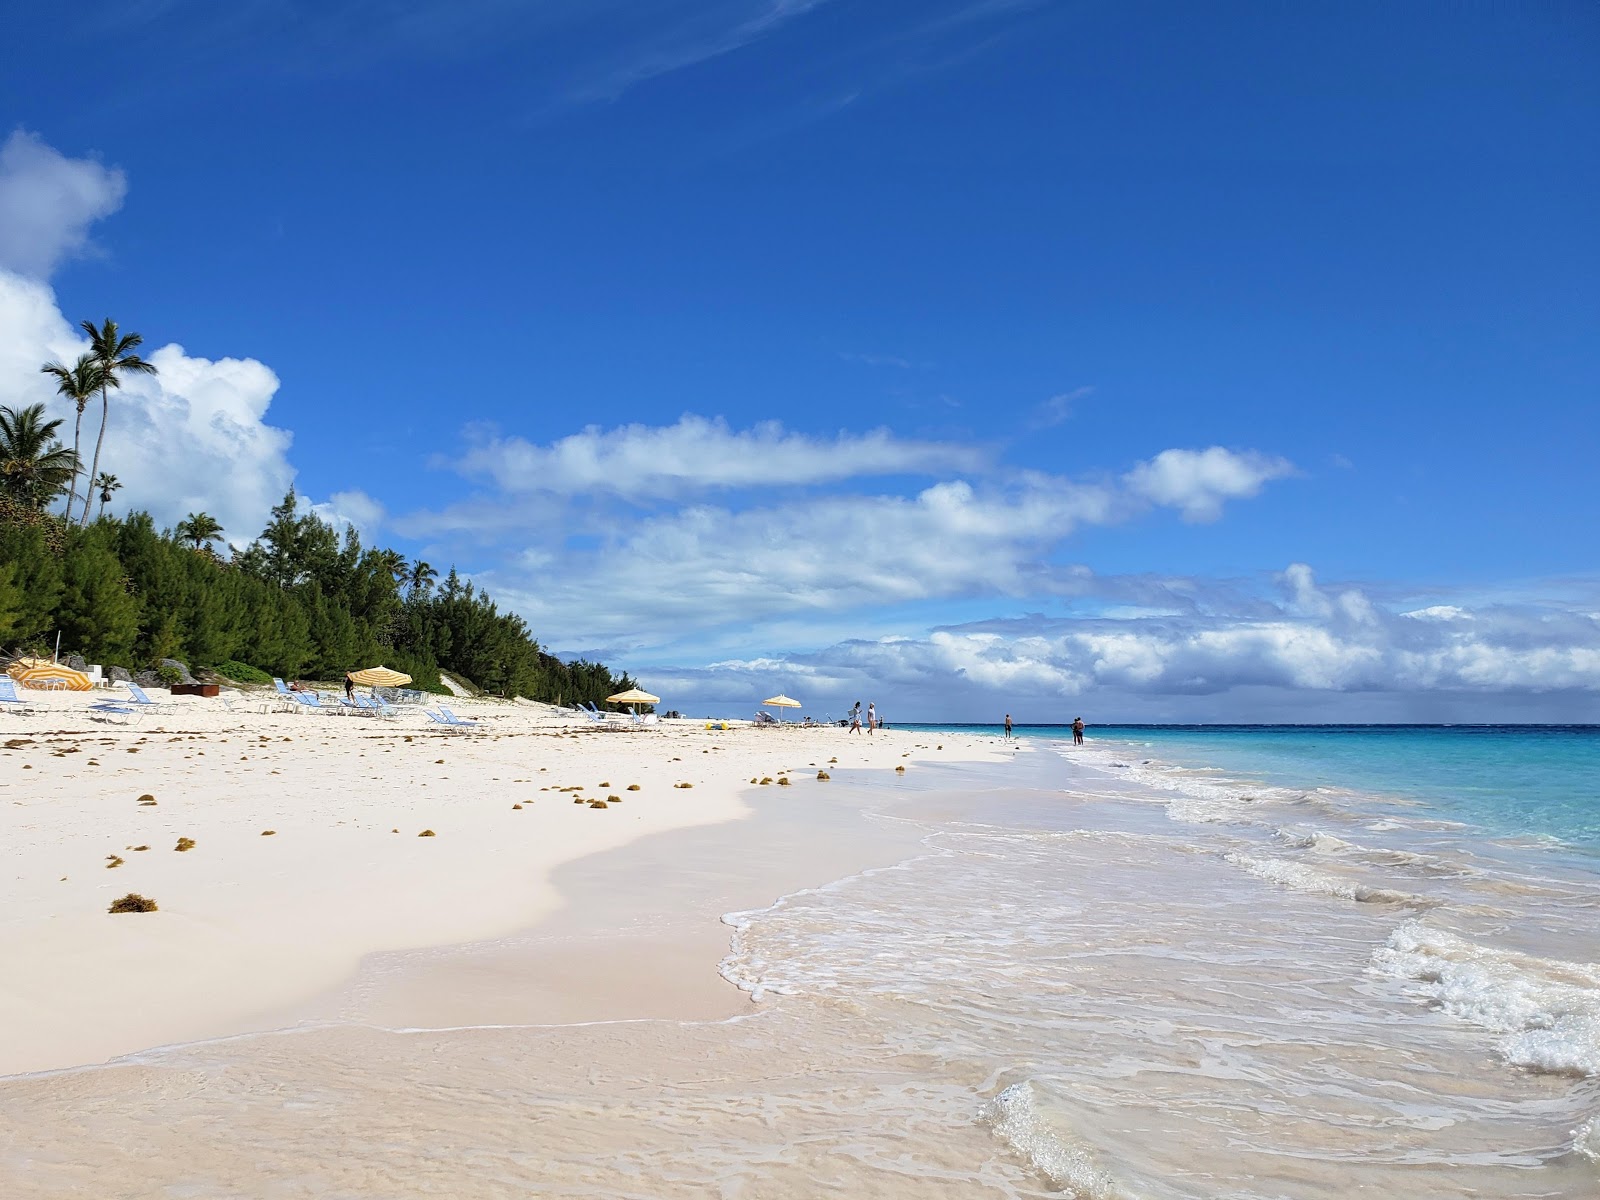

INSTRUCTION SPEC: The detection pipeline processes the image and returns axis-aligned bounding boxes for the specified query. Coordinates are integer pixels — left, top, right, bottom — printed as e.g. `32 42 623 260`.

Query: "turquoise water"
905 723 1600 850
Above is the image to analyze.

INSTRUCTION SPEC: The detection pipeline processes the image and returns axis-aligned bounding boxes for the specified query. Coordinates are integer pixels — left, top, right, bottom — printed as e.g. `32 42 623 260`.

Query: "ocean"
716 724 1600 1196
4 725 1596 1197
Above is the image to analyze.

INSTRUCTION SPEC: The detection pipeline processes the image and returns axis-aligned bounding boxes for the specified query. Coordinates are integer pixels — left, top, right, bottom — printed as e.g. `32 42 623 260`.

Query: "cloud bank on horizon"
2 132 1596 721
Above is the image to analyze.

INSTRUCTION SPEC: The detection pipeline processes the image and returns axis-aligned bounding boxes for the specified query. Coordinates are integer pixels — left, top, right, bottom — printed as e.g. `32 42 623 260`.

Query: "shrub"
213 659 272 685
155 664 184 685
109 893 157 913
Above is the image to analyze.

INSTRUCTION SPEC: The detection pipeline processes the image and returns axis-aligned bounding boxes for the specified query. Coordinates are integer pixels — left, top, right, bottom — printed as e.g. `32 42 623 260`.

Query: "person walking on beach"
849 702 862 734
866 702 876 734
344 673 355 702
1004 713 1013 740
1072 716 1084 745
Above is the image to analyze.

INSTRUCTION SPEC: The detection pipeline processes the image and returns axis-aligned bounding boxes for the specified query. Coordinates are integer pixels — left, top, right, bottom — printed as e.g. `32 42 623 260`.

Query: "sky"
1 0 1597 722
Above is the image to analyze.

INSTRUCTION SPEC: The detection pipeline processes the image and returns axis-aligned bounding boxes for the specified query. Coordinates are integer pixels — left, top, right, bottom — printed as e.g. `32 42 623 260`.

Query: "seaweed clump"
174 837 196 852
109 893 157 913
816 771 830 781
418 829 436 837
626 784 640 791
137 794 157 806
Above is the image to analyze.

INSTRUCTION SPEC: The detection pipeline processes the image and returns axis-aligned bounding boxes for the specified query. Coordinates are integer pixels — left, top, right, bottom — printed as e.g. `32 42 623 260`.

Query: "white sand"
0 690 998 1076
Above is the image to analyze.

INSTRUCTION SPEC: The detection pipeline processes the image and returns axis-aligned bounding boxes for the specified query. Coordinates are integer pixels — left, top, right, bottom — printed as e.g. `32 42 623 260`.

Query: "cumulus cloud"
0 133 306 544
1124 446 1296 522
449 414 986 499
0 130 127 279
0 271 297 541
632 565 1600 720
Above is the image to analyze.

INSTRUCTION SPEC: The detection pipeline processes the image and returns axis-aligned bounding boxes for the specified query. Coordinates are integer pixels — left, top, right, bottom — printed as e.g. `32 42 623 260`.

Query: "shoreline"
0 693 1009 1076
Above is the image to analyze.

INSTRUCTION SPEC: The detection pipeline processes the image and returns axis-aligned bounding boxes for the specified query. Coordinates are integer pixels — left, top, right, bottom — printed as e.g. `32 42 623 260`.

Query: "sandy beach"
0 690 1000 1077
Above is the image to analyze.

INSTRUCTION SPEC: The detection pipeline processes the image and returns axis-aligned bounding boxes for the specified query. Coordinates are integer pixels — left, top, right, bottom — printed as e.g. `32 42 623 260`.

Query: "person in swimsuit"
866 702 876 734
1004 713 1013 739
1072 716 1084 745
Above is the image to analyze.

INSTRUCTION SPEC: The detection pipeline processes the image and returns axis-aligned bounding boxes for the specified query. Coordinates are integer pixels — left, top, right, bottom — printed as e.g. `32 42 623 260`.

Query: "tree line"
0 318 642 706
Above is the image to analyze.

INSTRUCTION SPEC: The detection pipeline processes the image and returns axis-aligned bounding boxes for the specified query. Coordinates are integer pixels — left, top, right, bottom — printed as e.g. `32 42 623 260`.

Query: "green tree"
39 354 104 519
58 529 140 663
0 404 80 511
175 511 224 550
78 319 158 526
94 472 121 519
0 561 21 641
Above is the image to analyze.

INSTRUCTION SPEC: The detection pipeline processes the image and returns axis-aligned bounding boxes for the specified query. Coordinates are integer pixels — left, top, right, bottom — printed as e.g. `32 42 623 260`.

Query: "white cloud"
1124 446 1296 523
450 414 987 499
0 269 296 543
0 133 308 544
630 566 1600 719
0 130 127 279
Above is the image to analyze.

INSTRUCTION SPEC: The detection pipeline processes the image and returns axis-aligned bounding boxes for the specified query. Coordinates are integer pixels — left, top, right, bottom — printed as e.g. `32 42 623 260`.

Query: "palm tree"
39 354 104 519
375 548 408 585
0 404 80 510
175 511 225 550
79 318 158 526
94 472 122 519
407 559 438 600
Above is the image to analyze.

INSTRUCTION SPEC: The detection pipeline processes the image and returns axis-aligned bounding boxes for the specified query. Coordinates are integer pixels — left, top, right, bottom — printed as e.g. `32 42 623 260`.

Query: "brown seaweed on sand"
109 893 157 913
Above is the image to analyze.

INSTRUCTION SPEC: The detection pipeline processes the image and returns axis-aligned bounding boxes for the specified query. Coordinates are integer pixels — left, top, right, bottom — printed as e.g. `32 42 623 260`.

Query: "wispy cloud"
1028 386 1093 429
442 414 988 501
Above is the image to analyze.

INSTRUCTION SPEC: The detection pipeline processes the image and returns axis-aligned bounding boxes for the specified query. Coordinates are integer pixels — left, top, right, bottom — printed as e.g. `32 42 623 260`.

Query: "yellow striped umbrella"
605 688 660 705
8 659 93 691
347 666 412 687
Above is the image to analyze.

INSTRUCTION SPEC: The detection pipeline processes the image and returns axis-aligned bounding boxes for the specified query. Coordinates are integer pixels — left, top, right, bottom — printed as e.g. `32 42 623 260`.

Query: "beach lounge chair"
0 677 40 715
571 704 603 723
293 692 336 715
425 708 480 732
753 710 780 726
124 683 168 711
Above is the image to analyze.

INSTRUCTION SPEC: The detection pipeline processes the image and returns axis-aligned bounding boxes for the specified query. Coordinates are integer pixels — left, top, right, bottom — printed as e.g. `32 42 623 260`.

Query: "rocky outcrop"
159 658 197 685
108 666 133 683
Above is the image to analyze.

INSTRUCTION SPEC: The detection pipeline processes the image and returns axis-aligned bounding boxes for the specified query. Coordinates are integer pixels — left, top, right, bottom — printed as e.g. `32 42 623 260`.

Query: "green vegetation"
212 659 273 685
6 313 643 707
0 488 642 704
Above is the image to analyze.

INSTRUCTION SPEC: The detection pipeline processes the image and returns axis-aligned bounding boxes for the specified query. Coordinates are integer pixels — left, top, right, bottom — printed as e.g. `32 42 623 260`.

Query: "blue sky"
2 1 1597 720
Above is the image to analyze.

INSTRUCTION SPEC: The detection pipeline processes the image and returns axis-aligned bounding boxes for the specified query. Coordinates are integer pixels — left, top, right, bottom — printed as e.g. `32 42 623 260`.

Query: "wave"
1372 921 1600 1077
979 1082 1137 1198
1223 852 1433 906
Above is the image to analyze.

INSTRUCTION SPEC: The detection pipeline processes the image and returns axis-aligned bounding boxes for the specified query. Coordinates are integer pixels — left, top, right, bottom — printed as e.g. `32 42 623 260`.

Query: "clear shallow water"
3 732 1597 1198
909 724 1600 849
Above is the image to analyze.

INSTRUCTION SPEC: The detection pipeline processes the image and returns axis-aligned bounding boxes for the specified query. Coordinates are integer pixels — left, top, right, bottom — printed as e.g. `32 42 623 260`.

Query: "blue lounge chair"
125 683 167 710
0 677 40 715
294 692 335 714
426 708 480 731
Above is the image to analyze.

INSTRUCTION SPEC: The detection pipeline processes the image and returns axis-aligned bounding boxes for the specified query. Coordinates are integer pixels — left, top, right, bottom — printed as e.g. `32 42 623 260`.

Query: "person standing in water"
1072 716 1085 745
1004 713 1013 740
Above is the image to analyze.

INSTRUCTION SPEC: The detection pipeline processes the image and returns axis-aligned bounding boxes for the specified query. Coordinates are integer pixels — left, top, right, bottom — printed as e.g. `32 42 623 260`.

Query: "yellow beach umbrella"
347 665 412 687
605 688 661 705
762 694 801 709
8 659 92 691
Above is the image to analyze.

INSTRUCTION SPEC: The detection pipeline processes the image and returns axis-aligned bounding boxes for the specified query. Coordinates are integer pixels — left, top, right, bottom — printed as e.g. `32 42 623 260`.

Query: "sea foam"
980 1083 1135 1199
1223 852 1430 906
1372 921 1600 1077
